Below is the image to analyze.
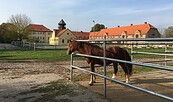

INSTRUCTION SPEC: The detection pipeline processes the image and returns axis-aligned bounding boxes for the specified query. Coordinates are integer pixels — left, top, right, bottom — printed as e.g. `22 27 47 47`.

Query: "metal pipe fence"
70 38 173 101
130 41 173 66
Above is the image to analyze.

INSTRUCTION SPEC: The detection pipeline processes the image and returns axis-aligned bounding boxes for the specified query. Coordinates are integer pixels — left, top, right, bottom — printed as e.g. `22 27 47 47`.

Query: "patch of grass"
1 48 172 62
32 94 62 102
133 66 156 74
18 79 75 102
131 48 173 59
73 73 90 81
19 80 74 95
0 49 85 62
0 50 69 61
17 96 35 102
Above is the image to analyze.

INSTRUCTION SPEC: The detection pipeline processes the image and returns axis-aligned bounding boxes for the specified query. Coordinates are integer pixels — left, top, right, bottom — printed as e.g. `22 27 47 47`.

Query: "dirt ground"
0 61 109 102
0 61 173 102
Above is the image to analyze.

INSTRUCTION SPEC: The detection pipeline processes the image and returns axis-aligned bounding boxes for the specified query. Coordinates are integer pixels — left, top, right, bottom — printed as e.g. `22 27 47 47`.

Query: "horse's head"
67 40 79 55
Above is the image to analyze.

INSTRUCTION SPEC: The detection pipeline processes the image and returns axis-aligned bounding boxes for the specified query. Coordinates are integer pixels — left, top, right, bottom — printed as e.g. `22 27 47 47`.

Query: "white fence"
11 41 68 50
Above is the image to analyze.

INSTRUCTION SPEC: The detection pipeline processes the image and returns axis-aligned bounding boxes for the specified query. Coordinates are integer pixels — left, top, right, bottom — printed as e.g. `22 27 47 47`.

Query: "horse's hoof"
89 83 93 86
108 80 113 83
89 81 93 86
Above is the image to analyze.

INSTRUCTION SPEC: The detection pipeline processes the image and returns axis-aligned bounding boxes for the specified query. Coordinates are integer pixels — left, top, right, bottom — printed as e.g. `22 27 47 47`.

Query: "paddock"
0 38 173 102
70 38 173 101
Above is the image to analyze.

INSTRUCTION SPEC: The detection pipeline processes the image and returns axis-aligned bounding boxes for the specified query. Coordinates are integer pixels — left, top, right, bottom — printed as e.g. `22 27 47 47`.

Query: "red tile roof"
90 23 156 37
54 29 66 37
54 28 89 40
72 31 89 40
27 24 52 32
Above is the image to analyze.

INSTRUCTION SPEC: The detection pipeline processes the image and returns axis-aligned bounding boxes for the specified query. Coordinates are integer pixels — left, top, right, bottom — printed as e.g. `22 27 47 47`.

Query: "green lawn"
0 48 172 62
0 49 71 62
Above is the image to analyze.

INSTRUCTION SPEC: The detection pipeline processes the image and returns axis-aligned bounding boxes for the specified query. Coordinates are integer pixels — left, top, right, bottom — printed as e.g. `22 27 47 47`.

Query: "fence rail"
70 38 173 101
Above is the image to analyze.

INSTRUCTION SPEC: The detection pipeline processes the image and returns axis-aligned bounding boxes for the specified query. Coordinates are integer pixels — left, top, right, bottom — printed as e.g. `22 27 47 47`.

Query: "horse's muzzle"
67 51 71 55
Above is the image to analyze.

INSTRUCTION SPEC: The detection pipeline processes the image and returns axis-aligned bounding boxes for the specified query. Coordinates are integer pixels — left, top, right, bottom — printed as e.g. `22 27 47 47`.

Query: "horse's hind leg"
119 63 130 83
112 62 118 79
89 62 95 85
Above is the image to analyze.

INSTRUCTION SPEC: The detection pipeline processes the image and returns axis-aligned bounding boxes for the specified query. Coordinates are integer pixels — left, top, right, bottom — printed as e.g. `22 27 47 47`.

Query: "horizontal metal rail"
71 65 173 101
74 53 173 71
143 59 172 63
77 38 173 42
132 51 173 56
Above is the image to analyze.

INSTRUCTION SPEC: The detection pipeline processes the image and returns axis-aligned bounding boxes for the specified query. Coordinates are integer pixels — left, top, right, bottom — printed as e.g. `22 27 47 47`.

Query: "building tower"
58 19 66 30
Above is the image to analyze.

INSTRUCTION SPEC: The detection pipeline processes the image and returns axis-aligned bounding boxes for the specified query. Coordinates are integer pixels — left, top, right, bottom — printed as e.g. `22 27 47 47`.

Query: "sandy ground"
0 61 173 102
0 61 109 102
78 70 173 102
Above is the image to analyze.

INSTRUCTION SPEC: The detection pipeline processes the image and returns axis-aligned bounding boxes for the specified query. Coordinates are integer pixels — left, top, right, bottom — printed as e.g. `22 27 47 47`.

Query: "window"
62 39 64 43
122 35 125 38
135 35 139 38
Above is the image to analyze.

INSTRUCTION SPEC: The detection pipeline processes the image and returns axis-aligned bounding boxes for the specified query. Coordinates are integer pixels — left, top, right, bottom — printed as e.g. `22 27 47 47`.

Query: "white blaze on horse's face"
67 43 72 55
67 41 76 55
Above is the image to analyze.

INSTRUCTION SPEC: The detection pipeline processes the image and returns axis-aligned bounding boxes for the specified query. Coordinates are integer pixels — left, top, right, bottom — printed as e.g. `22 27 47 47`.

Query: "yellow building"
50 29 76 45
49 19 89 45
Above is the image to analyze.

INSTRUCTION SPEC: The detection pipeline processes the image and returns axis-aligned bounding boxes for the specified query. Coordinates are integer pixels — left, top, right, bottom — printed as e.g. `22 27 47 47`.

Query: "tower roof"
58 19 66 25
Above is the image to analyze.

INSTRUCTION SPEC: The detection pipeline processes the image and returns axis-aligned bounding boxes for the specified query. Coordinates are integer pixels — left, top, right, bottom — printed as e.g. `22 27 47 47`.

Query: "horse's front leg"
119 63 130 83
112 62 118 79
89 62 95 85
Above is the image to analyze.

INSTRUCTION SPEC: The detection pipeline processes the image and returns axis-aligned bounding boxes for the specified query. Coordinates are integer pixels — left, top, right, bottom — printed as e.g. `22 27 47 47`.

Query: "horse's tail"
124 49 133 75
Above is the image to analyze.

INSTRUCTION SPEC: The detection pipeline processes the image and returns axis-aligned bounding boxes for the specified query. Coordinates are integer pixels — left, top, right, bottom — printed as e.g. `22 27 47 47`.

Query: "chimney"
144 22 147 24
131 24 133 26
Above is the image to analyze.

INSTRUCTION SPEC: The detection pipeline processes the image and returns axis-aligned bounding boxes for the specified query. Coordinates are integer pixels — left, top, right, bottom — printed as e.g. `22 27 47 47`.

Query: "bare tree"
7 14 32 40
165 26 173 38
157 25 166 38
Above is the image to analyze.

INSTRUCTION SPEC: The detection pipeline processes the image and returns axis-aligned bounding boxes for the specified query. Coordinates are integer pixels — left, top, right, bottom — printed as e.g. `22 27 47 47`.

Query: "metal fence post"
131 43 134 60
165 43 167 66
70 52 74 81
103 34 107 97
34 43 36 51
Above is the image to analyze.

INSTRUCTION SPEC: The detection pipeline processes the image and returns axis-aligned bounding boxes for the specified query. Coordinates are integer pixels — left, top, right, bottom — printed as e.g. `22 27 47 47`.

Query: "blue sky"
0 0 173 31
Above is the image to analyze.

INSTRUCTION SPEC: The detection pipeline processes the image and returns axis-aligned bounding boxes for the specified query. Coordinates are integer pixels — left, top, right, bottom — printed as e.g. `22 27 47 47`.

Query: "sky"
0 0 173 32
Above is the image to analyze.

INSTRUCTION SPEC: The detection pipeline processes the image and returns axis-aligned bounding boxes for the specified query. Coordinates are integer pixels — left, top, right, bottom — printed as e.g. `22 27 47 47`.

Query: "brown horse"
67 40 132 85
